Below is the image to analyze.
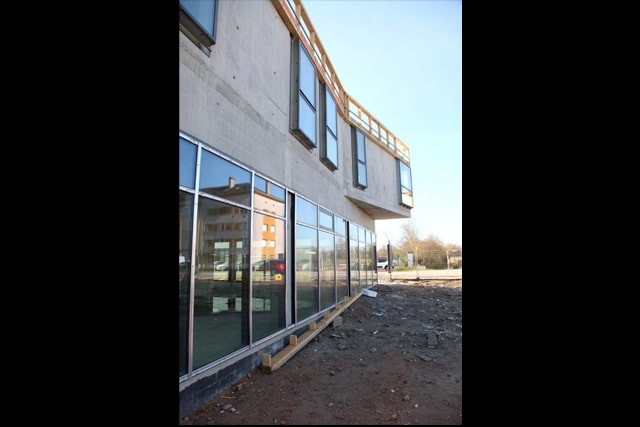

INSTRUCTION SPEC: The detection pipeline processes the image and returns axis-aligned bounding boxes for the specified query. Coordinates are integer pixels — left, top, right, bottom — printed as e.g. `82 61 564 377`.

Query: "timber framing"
261 288 364 373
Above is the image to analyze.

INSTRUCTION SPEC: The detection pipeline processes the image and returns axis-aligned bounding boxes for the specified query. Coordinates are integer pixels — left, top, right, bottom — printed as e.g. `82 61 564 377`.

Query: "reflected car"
252 259 285 276
215 261 242 271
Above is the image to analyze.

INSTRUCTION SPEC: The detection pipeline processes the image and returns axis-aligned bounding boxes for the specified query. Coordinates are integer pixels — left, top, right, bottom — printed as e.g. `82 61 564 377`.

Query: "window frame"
179 0 218 52
319 83 339 170
290 39 318 149
397 160 414 208
352 126 367 189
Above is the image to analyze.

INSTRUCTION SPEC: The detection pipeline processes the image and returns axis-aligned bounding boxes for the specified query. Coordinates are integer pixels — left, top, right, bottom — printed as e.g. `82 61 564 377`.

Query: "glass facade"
179 133 377 381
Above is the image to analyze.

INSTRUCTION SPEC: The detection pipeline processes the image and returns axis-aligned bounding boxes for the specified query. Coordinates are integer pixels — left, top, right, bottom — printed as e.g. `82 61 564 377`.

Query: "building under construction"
179 0 413 417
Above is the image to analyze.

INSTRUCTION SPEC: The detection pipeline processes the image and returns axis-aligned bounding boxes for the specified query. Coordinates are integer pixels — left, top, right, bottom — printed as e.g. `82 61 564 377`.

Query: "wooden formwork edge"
262 288 363 374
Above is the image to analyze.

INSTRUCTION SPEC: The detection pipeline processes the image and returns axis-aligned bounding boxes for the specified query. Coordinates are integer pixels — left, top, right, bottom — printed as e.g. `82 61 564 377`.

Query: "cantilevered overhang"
346 195 411 220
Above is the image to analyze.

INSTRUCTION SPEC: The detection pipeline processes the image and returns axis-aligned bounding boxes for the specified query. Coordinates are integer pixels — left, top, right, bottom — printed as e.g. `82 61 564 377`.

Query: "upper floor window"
352 127 367 189
179 0 218 53
290 39 317 149
398 160 414 208
320 84 338 170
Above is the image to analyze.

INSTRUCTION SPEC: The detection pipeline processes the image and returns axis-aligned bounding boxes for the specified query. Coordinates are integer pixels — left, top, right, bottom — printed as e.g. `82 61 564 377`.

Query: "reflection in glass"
296 196 317 226
399 161 412 190
359 228 367 287
299 98 317 146
296 224 318 322
326 132 338 167
319 208 333 231
335 233 349 302
299 43 316 105
319 230 335 310
399 160 414 208
180 0 216 35
179 191 194 377
326 87 337 134
179 137 197 189
199 149 251 206
365 230 373 286
335 216 346 236
349 223 359 295
251 213 286 342
354 129 367 188
254 177 285 217
193 197 250 370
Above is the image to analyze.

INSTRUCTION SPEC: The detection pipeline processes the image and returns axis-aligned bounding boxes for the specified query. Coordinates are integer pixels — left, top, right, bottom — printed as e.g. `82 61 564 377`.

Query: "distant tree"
420 235 447 269
390 222 461 269
393 220 420 266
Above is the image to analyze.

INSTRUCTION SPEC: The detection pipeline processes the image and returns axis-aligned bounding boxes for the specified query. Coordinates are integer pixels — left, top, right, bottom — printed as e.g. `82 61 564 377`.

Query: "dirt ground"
180 279 462 425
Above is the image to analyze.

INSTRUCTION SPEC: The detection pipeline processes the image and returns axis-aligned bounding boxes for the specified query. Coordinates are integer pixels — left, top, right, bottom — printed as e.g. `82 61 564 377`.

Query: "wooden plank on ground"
261 288 363 373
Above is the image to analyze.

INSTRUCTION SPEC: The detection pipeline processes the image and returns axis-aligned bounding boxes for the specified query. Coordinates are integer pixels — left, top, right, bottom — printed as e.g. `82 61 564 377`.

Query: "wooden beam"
262 289 363 373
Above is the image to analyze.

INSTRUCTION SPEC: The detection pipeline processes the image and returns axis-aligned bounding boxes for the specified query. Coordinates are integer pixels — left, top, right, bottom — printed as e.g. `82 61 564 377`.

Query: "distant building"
179 0 413 417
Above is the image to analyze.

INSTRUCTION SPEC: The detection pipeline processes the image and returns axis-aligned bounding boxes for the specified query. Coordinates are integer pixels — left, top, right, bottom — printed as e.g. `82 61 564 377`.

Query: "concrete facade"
179 0 412 417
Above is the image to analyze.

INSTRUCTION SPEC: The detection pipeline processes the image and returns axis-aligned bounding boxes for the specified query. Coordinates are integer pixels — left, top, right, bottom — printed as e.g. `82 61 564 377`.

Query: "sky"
301 0 462 248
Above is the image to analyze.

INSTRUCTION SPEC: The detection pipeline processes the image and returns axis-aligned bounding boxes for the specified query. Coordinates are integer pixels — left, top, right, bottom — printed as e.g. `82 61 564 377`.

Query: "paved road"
376 268 462 281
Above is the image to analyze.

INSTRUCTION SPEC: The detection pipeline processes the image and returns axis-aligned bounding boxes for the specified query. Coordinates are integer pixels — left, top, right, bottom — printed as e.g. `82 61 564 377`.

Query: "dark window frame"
319 83 339 170
397 159 414 208
351 127 367 189
290 39 317 149
179 0 219 53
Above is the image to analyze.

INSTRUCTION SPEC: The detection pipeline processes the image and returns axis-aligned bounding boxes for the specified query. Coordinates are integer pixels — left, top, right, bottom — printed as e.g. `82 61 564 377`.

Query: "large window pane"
254 176 285 217
193 197 250 370
401 189 414 208
326 132 338 168
357 166 367 188
296 225 318 321
179 191 195 377
354 128 367 188
299 43 316 105
199 149 251 206
349 223 359 295
180 0 216 36
298 98 317 145
326 87 337 133
180 137 197 189
399 161 413 190
296 196 317 226
359 228 367 286
399 160 414 208
251 213 286 342
356 131 366 162
335 216 346 236
319 231 335 310
291 39 317 149
335 233 348 302
319 208 333 231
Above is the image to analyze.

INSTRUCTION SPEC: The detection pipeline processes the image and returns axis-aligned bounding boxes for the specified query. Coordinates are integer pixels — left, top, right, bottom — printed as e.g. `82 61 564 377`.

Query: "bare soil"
180 279 462 425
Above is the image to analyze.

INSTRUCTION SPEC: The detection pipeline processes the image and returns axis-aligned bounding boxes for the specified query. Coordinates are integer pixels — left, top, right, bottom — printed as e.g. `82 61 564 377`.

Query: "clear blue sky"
302 0 462 248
